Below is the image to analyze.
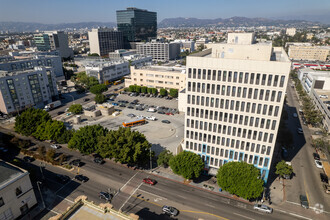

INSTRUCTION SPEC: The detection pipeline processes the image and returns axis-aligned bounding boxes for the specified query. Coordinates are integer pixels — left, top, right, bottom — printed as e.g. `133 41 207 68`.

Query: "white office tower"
183 33 291 182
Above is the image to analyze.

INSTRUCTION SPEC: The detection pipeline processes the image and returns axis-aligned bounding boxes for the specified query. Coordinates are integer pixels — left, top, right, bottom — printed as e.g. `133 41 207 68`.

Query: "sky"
0 0 329 24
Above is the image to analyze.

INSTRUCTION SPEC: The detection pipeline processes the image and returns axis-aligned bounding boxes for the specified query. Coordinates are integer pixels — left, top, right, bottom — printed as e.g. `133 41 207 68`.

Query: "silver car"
162 205 179 216
253 204 273 214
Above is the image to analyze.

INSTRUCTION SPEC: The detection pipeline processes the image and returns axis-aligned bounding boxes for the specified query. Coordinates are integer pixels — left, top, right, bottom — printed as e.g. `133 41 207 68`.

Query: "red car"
143 178 157 185
166 112 174 116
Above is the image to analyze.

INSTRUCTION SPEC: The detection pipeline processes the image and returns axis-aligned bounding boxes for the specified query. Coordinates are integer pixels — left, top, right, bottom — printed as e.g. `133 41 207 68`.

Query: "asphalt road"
285 82 330 213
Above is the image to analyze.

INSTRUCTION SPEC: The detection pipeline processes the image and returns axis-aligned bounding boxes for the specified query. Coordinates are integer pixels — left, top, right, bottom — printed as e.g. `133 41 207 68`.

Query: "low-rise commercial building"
286 28 296 36
84 59 129 84
288 45 330 62
0 67 58 114
0 161 37 220
136 42 181 61
125 65 186 91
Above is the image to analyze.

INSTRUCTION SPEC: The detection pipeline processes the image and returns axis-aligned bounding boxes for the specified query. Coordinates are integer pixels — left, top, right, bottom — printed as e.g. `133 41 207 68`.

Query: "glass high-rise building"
116 7 157 46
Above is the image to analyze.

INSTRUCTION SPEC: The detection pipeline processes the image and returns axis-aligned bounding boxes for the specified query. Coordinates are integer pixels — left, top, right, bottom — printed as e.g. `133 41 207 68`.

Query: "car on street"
57 111 64 115
297 128 303 134
50 144 60 149
75 175 89 183
253 204 273 213
127 114 135 117
320 173 328 183
83 98 89 102
56 174 71 184
161 120 171 124
293 113 298 118
93 157 104 164
99 191 113 202
70 159 83 167
313 153 320 160
315 160 323 169
162 205 179 216
300 195 309 209
23 156 34 163
143 178 157 185
281 147 288 159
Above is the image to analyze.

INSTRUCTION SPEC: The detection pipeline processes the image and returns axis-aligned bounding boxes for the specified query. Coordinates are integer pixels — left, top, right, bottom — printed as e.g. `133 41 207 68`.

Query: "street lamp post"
150 147 152 170
37 181 46 208
39 162 45 180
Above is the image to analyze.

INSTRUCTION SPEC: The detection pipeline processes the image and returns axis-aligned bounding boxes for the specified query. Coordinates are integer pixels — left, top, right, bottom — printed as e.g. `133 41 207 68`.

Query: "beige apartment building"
125 65 186 91
288 46 330 61
0 161 37 219
183 33 291 182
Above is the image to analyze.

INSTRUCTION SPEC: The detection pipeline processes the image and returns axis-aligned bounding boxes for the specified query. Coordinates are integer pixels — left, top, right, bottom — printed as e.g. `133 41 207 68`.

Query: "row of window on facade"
187 68 286 87
186 141 270 168
186 101 280 123
10 59 52 70
187 83 283 103
185 127 274 152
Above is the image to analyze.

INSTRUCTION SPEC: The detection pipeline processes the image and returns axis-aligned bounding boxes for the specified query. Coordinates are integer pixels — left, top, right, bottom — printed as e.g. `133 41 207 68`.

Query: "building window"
16 186 23 196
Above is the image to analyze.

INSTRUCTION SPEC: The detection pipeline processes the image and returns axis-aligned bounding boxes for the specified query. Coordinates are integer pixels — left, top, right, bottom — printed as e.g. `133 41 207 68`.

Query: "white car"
50 144 60 149
293 113 298 118
315 160 323 169
253 204 273 214
146 116 156 121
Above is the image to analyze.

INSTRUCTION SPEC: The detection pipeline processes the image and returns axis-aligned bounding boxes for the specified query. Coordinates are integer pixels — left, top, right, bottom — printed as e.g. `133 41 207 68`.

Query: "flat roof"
134 65 185 73
0 161 25 189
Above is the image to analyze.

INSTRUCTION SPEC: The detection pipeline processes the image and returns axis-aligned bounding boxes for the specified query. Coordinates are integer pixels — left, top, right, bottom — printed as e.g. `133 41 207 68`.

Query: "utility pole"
37 181 46 208
150 147 152 170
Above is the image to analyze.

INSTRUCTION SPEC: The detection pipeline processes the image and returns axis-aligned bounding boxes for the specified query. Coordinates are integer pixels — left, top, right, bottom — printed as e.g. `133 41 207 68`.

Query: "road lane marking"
54 178 73 194
132 194 162 207
205 203 216 208
56 195 74 203
286 200 301 206
180 210 229 220
288 212 312 220
276 208 287 213
137 189 167 200
47 208 60 215
120 182 143 211
233 212 255 220
120 171 140 191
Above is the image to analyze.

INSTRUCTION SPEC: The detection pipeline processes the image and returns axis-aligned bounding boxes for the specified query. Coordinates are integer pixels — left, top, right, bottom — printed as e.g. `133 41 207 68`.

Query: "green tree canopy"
151 88 158 95
15 108 51 136
68 125 108 154
147 88 153 94
89 84 108 94
169 151 204 179
33 120 68 142
275 160 293 178
216 162 264 200
95 94 107 104
157 150 174 167
141 86 148 94
88 53 99 57
169 89 178 98
97 127 151 165
128 85 136 92
135 86 141 93
68 104 83 114
159 88 167 96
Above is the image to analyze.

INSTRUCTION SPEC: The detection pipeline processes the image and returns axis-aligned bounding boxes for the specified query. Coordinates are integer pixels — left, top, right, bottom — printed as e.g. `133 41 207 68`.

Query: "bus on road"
122 117 146 127
114 80 123 85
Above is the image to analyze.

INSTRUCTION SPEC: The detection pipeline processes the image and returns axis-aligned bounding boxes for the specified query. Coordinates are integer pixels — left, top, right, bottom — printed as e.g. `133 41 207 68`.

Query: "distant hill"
158 16 324 28
0 22 116 32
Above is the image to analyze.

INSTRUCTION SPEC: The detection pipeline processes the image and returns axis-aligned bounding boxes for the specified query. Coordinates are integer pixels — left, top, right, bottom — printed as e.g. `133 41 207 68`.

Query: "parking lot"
71 93 184 155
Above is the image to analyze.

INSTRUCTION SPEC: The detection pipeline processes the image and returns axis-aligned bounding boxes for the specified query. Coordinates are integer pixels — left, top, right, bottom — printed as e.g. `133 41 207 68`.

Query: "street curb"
148 171 253 205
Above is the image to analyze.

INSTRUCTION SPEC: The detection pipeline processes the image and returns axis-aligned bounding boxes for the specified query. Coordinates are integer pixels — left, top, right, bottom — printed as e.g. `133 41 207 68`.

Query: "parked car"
158 111 165 114
320 173 328 183
70 159 83 167
57 111 64 115
313 153 320 160
93 157 104 164
297 128 303 134
56 174 71 184
300 195 309 209
50 144 60 149
162 205 179 216
83 98 89 102
143 178 157 185
293 113 298 118
315 160 323 169
161 120 171 124
146 116 156 121
253 204 273 214
75 175 89 183
127 114 135 118
281 147 288 159
314 131 323 135
112 102 119 106
99 191 112 202
23 156 34 163
119 104 126 107
127 105 134 109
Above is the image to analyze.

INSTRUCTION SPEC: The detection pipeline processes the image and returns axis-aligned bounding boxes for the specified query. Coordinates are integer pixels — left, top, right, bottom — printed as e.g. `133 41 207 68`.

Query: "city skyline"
0 0 329 24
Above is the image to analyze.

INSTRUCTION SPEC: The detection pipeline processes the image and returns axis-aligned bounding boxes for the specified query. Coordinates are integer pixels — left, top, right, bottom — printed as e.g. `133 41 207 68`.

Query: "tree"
147 88 153 94
129 85 136 92
141 86 148 94
97 127 151 165
15 108 51 136
88 53 99 57
159 88 167 96
157 150 173 167
89 84 108 94
169 89 178 98
135 86 141 93
95 94 106 104
46 149 56 162
169 151 204 179
216 162 264 200
152 88 158 95
68 125 108 154
275 160 293 178
68 104 83 114
57 129 74 144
